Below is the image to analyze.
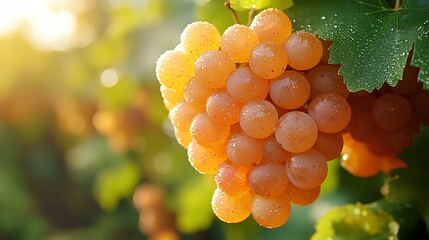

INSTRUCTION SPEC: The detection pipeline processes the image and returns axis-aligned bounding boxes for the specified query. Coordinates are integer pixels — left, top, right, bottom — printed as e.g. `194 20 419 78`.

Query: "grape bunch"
341 56 428 177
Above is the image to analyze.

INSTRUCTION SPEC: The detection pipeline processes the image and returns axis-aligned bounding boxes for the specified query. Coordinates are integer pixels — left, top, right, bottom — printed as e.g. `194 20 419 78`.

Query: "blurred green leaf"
230 0 293 11
312 203 399 240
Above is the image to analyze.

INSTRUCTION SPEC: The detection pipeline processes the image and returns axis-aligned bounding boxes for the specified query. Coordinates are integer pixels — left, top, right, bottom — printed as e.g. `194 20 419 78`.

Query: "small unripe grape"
240 100 278 139
250 8 292 44
226 67 269 103
372 93 412 132
206 90 243 125
190 113 230 148
308 93 351 133
275 111 318 153
305 64 349 99
188 140 227 174
251 191 291 228
269 70 310 109
180 21 221 58
212 188 252 223
263 134 291 163
160 85 184 110
286 183 320 206
215 160 251 196
249 42 288 79
284 31 323 70
249 162 289 197
156 50 194 90
312 132 344 161
226 132 264 166
221 24 259 63
285 149 327 190
194 50 236 89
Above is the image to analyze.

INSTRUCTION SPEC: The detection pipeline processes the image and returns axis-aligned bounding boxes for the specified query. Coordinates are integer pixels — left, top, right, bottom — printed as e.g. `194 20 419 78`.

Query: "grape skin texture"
249 42 288 79
155 50 194 90
284 31 323 70
305 64 349 99
251 192 291 228
211 188 252 223
226 67 270 103
190 113 230 148
194 50 236 89
269 70 311 109
372 93 412 132
215 160 251 196
286 183 320 206
180 21 221 58
240 100 278 139
206 90 243 125
221 24 259 63
226 132 264 166
187 140 227 174
250 8 292 44
249 162 289 197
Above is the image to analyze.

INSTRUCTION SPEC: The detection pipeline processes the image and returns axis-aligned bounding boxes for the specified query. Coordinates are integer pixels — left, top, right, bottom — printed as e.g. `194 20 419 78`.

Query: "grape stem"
224 2 240 24
394 0 401 10
247 6 256 26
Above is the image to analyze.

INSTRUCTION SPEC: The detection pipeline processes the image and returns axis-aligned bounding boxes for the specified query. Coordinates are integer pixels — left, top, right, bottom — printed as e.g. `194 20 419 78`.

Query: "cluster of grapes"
133 184 179 240
156 8 353 228
341 58 428 177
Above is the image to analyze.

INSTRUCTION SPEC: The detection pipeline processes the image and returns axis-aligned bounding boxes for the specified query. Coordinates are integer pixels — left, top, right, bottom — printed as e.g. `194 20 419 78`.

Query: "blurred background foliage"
0 0 423 239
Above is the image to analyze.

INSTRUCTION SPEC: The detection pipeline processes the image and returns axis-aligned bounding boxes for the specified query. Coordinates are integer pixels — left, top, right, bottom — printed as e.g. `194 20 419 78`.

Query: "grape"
226 67 269 103
215 160 251 196
240 100 278 139
190 113 230 148
180 21 221 58
206 90 243 125
308 93 351 133
250 8 292 44
160 85 184 110
341 133 383 177
263 134 291 163
286 149 327 190
187 140 227 174
305 64 349 99
372 93 412 132
168 101 198 131
284 31 323 70
269 70 310 109
156 50 194 90
380 155 407 173
319 39 332 64
226 132 264 166
184 77 214 111
286 183 320 206
275 111 318 153
312 132 344 161
251 192 291 228
173 127 192 149
194 50 236 89
211 188 252 223
249 162 289 197
133 184 165 210
347 112 379 142
221 24 259 63
249 42 288 79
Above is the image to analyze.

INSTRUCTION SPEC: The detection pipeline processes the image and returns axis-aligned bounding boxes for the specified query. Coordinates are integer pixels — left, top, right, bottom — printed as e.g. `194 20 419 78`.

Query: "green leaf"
286 0 429 92
312 203 399 240
230 0 293 11
384 126 429 230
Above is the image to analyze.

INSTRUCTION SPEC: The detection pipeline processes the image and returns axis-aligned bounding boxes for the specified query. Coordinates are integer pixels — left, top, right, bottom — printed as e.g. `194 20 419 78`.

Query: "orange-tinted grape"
263 134 291 163
251 191 291 228
319 39 332 64
308 93 351 133
286 183 320 206
240 100 278 139
180 21 221 58
168 101 198 131
249 162 289 197
285 149 327 189
156 50 194 90
275 111 318 153
190 113 230 148
206 90 243 125
226 67 269 103
194 50 236 89
249 42 288 79
312 132 343 161
212 188 252 223
215 160 251 196
173 127 192 149
184 77 214 111
187 140 227 174
221 24 259 63
250 8 292 44
160 85 184 110
305 64 349 99
284 31 323 70
269 70 310 109
226 132 264 166
372 93 412 132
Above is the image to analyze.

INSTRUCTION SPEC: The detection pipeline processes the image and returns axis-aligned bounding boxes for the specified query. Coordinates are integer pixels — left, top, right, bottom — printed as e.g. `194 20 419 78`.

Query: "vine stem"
224 2 240 24
394 0 401 10
247 6 256 26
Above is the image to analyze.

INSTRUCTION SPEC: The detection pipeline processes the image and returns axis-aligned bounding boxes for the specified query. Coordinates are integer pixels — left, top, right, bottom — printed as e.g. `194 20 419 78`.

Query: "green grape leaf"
312 203 399 240
384 126 429 230
230 0 293 11
286 0 429 92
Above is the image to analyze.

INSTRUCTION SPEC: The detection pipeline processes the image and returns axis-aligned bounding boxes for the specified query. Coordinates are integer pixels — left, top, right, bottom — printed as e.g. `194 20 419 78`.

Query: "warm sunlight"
0 0 80 51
